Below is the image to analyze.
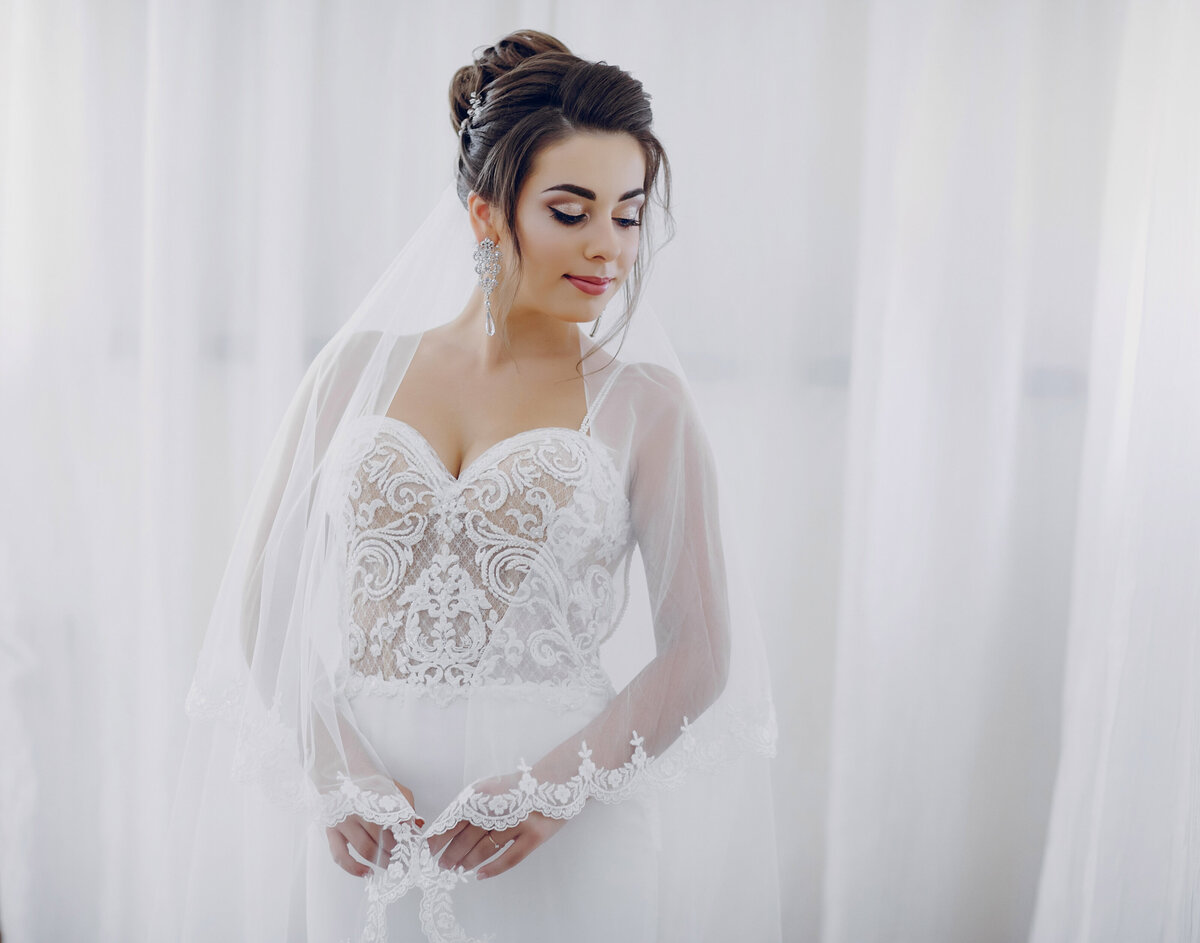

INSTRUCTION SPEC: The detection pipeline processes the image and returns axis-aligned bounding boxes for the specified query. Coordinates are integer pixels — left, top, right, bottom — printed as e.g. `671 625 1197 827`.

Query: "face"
488 131 647 329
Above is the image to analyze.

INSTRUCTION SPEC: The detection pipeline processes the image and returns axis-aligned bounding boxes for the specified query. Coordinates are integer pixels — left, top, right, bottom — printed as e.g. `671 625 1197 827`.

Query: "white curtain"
1 2 1197 942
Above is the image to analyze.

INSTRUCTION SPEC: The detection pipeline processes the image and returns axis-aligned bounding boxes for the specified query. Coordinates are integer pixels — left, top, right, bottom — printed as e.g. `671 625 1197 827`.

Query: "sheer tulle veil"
149 173 780 941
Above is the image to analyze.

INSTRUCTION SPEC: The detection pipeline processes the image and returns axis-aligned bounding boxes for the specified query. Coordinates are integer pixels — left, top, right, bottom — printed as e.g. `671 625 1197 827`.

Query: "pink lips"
564 275 612 296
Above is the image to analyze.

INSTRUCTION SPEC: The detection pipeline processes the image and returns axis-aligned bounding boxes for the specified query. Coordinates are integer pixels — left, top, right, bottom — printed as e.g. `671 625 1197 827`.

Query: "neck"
454 287 582 368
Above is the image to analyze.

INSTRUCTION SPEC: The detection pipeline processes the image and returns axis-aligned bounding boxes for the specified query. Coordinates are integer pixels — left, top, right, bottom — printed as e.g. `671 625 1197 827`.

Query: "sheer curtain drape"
1 2 1197 942
1027 2 1200 939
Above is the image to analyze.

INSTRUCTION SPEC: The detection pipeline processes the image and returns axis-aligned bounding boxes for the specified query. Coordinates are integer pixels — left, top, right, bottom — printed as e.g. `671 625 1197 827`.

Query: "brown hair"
449 29 673 354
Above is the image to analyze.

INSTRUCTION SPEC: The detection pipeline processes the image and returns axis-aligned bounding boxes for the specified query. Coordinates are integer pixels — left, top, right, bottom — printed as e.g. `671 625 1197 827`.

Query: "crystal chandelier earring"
473 237 502 336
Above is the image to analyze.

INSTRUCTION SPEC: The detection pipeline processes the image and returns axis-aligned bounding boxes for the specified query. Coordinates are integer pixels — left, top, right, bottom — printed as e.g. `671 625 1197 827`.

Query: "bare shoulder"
410 322 458 358
608 360 695 426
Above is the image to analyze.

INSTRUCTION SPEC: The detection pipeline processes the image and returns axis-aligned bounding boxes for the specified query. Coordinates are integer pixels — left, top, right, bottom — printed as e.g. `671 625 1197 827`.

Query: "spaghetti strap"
579 362 626 435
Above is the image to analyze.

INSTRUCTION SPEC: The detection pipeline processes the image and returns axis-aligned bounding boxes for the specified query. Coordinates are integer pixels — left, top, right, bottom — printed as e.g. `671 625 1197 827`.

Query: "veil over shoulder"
151 182 780 943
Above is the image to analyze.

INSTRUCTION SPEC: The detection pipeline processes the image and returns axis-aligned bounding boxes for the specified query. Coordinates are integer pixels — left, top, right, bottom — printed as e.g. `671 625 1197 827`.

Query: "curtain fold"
1029 1 1200 939
821 3 1125 942
1 2 1197 941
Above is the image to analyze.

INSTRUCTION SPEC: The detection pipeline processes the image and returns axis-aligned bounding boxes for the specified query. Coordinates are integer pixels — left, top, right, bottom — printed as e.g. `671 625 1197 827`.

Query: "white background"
2 1 1198 941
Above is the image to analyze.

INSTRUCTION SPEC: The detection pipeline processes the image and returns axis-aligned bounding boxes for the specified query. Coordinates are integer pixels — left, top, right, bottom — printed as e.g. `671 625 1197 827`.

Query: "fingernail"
477 871 489 880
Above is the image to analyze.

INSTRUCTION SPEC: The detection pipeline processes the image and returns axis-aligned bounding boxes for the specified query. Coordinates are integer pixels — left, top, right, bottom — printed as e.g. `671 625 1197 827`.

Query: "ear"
466 192 501 244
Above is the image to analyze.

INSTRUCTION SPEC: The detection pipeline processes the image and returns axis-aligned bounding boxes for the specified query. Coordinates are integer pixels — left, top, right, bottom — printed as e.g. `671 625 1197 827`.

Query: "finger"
343 820 381 868
438 825 488 871
364 822 397 867
426 820 466 858
362 820 407 866
477 832 535 880
437 825 486 870
326 828 370 878
459 829 513 873
379 826 397 861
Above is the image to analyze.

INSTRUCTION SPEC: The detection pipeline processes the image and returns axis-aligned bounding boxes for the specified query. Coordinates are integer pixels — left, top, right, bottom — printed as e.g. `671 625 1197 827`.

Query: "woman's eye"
550 207 642 228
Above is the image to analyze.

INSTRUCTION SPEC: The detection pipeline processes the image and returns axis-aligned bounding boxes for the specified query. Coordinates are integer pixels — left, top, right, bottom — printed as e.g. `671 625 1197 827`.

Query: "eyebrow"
542 184 646 202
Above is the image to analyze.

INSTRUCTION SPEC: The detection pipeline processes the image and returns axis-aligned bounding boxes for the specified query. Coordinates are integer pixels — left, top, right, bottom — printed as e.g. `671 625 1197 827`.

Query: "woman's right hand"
325 780 423 877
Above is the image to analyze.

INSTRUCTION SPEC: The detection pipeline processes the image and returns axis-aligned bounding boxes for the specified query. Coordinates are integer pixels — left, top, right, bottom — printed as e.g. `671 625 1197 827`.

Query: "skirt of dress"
304 688 661 943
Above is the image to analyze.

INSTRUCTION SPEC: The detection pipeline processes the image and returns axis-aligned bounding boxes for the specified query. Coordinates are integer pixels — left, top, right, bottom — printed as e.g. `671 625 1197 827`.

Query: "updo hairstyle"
449 29 673 345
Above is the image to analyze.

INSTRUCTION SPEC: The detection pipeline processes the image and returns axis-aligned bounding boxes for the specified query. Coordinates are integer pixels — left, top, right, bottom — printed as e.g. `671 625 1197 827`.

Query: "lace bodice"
331 413 632 707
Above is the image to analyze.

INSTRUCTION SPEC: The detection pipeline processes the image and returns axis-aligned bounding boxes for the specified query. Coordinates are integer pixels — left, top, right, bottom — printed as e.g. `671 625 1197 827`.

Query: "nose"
584 220 620 263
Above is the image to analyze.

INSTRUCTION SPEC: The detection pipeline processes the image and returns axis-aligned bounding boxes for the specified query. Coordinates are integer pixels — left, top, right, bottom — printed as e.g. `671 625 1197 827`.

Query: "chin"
555 305 603 327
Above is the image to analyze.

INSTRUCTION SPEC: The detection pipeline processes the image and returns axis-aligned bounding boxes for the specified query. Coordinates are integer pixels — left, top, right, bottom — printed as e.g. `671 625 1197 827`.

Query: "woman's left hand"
426 811 566 879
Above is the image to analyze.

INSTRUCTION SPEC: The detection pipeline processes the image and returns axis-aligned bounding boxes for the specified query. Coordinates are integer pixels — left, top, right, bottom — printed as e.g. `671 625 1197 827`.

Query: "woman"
158 30 779 943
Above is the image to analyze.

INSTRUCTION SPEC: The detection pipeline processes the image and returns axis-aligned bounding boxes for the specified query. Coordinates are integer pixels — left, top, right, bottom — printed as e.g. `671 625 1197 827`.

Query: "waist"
341 670 615 712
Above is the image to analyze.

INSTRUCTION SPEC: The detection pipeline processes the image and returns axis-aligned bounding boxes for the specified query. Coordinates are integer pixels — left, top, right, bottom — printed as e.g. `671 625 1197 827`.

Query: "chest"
333 415 631 590
329 415 633 698
384 348 588 481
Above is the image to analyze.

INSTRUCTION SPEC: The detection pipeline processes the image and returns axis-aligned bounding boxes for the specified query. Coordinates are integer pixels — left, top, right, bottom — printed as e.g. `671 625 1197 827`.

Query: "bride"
155 29 780 943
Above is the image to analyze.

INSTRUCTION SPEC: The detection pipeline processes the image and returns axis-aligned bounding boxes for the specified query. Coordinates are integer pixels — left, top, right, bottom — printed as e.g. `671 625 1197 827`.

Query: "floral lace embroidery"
321 773 417 830
333 418 631 707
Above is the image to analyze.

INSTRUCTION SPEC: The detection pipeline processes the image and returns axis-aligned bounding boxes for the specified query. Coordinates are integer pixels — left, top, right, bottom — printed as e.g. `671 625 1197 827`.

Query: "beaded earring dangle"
473 238 502 336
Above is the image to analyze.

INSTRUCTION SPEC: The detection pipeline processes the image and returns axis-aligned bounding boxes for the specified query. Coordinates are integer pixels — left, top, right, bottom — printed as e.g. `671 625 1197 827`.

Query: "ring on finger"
485 832 502 851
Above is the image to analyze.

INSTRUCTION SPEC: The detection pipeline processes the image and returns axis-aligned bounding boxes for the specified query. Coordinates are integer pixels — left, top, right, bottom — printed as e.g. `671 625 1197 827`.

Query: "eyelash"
550 208 642 228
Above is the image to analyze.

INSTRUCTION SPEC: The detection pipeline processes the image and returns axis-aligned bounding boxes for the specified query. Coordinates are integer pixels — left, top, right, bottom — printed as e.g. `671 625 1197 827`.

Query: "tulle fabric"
149 183 780 942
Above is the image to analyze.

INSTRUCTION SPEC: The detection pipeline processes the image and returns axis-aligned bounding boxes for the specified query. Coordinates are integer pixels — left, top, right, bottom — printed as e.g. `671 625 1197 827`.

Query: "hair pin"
460 89 484 134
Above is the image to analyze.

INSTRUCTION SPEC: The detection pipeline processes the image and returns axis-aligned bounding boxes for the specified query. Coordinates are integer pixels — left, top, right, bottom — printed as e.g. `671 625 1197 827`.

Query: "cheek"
521 226 572 280
620 230 641 270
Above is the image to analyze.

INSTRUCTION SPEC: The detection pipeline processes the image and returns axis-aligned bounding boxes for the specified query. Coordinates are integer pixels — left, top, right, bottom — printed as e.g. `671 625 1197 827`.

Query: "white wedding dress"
308 345 657 940
158 190 780 941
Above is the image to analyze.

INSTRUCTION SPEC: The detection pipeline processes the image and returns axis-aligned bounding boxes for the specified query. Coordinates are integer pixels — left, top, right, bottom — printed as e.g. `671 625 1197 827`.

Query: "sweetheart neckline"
370 415 591 484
